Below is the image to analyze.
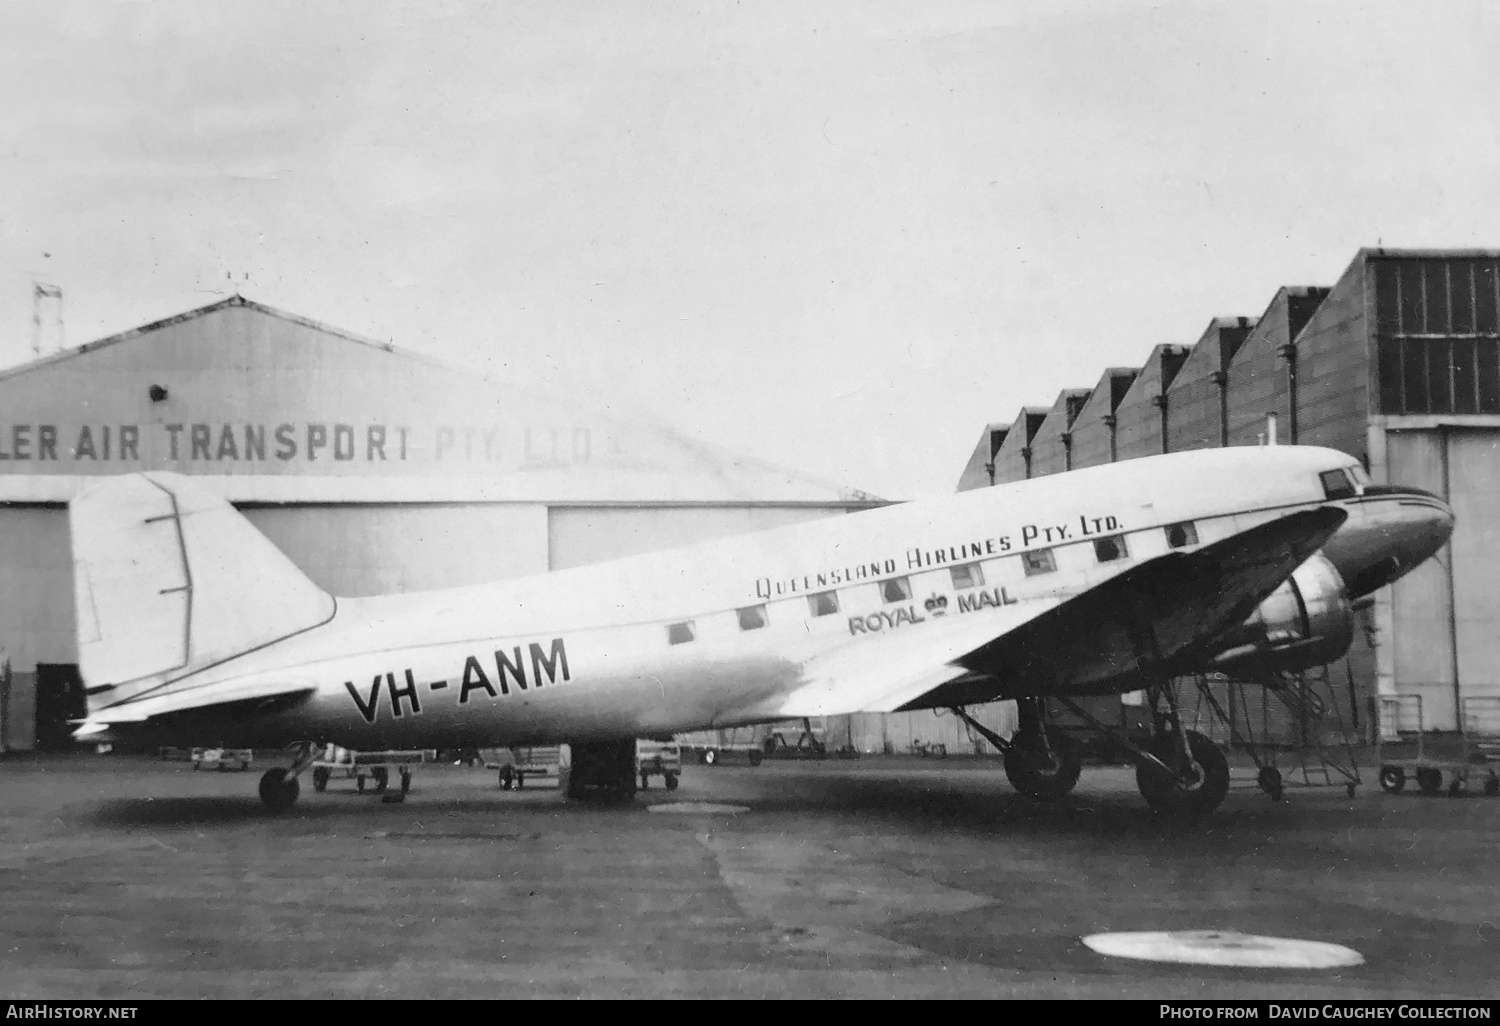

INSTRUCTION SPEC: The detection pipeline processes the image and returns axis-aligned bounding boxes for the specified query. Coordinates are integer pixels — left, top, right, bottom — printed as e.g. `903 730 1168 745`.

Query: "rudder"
70 472 335 690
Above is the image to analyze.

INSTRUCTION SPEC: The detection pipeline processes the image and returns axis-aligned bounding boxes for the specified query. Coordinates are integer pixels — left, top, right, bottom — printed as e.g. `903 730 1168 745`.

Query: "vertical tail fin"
70 472 335 691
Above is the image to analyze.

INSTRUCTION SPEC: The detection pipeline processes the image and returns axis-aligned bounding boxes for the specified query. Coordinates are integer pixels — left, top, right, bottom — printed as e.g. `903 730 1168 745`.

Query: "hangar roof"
0 296 883 507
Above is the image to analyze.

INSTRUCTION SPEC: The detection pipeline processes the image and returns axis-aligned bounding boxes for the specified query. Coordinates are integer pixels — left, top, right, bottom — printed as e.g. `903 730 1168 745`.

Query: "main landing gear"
565 740 638 802
951 700 1083 801
1054 682 1231 819
955 685 1233 819
258 741 320 812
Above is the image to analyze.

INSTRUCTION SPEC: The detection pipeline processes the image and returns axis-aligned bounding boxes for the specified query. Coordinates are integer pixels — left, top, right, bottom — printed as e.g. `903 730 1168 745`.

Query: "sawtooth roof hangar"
0 296 883 750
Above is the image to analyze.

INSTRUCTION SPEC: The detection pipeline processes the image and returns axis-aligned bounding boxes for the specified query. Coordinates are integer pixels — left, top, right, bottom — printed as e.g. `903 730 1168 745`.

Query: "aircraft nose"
1323 485 1455 597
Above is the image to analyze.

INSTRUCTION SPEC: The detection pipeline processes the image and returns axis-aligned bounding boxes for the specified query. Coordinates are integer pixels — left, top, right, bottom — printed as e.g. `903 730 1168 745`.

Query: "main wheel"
703 749 719 766
258 768 300 811
499 765 514 790
640 773 651 790
399 770 411 795
371 767 390 793
1378 765 1406 793
1135 731 1230 819
748 750 763 767
312 767 330 793
1484 776 1500 797
1004 735 1083 800
665 773 679 791
1416 768 1443 795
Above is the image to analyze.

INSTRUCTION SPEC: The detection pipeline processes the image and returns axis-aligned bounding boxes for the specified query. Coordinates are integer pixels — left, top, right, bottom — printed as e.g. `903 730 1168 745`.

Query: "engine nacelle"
1210 553 1355 676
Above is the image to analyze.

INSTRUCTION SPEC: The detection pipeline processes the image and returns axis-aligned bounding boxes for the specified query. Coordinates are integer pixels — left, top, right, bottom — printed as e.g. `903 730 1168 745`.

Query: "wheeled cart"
309 746 433 795
1376 696 1500 797
485 746 567 790
636 740 681 791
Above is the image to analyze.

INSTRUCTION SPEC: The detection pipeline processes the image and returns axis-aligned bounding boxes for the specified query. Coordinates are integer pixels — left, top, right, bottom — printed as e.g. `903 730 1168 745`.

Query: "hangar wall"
0 297 878 750
954 247 1500 733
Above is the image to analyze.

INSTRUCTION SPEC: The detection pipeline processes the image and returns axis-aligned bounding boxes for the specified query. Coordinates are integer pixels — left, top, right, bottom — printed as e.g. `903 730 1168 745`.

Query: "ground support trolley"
636 740 681 790
1376 695 1500 797
485 746 566 790
310 745 433 795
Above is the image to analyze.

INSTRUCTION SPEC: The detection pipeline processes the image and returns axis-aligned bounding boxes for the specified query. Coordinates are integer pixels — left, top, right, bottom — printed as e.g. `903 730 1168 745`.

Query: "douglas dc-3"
69 444 1452 818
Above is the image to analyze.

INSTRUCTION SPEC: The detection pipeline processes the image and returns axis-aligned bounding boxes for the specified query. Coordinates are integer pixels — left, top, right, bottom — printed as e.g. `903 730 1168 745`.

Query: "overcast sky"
2 0 1498 499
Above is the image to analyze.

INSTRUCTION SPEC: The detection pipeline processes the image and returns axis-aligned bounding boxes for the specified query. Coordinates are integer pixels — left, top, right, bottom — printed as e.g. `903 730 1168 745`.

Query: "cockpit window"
1320 468 1357 500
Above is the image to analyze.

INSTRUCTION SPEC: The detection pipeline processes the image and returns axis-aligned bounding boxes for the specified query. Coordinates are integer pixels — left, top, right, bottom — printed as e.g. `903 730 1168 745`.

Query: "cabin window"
881 576 912 603
1094 535 1128 563
1320 468 1357 500
667 621 695 645
1165 521 1198 549
808 591 840 617
1022 548 1056 576
950 563 985 590
737 605 767 631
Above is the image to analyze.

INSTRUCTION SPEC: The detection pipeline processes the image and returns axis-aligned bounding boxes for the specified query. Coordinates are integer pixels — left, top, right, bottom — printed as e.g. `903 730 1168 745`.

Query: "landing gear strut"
259 741 320 811
949 702 1083 800
565 740 638 802
1004 698 1083 800
1131 680 1230 819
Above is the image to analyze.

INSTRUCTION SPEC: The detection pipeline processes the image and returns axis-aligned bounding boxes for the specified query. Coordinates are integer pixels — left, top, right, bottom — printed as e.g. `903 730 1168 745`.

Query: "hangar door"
1385 428 1500 730
548 506 850 571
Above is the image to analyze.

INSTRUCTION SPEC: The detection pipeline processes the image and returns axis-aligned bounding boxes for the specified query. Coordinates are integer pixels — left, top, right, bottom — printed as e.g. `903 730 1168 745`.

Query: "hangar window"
881 576 912 603
737 605 767 631
950 563 985 590
1164 521 1198 549
1094 536 1128 563
808 591 840 617
667 621 696 645
1022 548 1056 576
1320 468 1357 500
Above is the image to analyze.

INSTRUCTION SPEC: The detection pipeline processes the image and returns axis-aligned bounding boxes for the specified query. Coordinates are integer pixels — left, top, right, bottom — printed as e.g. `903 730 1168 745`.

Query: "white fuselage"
93 445 1435 749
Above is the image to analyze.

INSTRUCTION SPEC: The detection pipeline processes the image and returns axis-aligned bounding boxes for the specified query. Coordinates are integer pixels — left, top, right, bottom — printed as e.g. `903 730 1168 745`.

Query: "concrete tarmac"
1 752 1497 1000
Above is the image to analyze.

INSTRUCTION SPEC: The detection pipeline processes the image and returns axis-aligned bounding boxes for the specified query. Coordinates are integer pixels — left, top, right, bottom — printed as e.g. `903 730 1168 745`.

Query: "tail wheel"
1004 735 1082 800
399 770 411 795
1135 730 1230 819
1378 765 1406 793
258 768 300 811
311 767 330 793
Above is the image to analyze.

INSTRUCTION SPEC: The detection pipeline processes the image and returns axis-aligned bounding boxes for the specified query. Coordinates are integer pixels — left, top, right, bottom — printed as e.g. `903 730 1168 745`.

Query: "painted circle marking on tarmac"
646 802 750 815
1081 931 1364 969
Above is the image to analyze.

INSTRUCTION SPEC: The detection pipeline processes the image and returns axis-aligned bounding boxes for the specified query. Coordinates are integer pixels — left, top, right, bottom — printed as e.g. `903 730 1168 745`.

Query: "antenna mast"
31 282 64 357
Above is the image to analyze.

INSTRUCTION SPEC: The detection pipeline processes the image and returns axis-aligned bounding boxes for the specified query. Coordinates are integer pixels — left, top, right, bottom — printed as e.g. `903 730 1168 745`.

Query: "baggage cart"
191 747 253 771
1376 695 1500 796
310 745 434 795
485 745 567 789
636 740 681 790
677 727 764 766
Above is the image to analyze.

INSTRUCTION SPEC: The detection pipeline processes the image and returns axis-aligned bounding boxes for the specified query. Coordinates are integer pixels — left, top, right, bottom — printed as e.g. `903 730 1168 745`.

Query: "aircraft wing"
773 506 1347 718
773 603 1055 718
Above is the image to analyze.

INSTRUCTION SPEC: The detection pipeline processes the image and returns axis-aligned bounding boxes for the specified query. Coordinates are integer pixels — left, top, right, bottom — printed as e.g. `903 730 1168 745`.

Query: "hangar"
0 296 883 751
956 247 1500 733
